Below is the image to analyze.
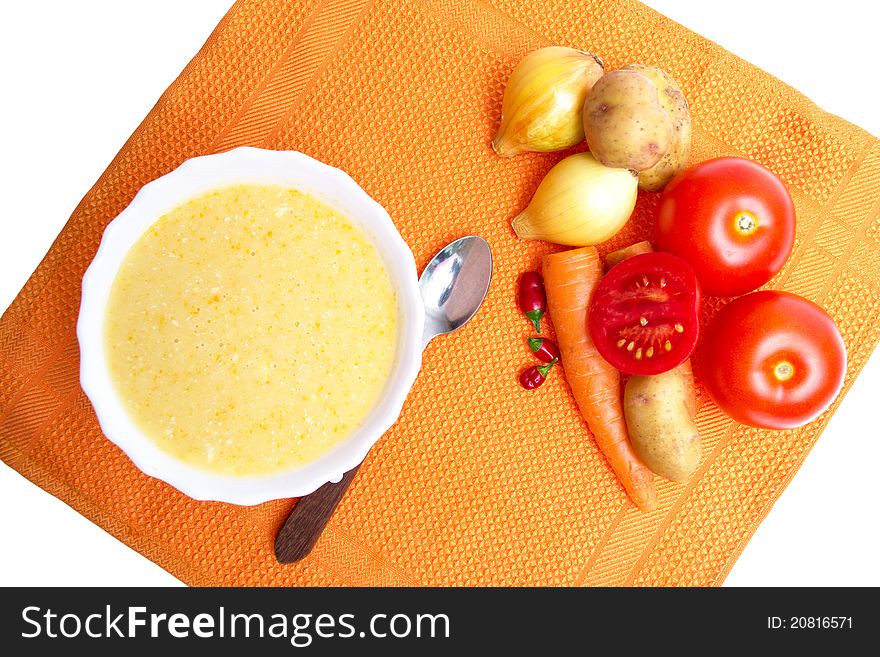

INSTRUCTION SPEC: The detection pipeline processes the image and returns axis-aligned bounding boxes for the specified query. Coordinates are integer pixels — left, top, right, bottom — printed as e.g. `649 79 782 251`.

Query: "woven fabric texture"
1 0 879 586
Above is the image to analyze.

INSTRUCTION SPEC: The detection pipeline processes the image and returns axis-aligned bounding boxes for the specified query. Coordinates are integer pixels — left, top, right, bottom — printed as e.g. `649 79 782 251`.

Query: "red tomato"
589 252 701 375
701 291 846 429
655 157 795 297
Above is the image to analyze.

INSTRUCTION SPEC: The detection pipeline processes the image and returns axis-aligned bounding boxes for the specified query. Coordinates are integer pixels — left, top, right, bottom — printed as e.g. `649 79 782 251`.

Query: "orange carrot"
604 240 654 271
543 246 657 511
603 241 699 417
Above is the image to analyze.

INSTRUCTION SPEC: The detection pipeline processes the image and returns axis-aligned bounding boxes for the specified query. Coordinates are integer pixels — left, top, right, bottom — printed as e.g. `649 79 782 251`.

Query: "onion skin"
492 47 604 157
511 153 638 246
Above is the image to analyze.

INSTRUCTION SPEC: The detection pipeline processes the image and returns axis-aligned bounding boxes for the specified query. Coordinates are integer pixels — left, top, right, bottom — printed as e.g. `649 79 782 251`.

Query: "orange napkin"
1 0 878 586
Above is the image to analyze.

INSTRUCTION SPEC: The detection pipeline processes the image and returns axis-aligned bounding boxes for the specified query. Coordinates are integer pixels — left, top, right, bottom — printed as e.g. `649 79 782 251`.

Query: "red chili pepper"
518 271 546 333
519 358 558 390
527 337 560 364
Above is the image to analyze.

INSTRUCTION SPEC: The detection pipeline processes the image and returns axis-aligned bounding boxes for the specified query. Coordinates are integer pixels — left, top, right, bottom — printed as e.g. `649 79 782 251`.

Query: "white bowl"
77 147 424 505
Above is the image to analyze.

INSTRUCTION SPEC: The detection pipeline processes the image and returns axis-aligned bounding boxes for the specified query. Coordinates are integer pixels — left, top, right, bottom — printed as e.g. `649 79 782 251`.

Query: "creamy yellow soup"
105 184 398 476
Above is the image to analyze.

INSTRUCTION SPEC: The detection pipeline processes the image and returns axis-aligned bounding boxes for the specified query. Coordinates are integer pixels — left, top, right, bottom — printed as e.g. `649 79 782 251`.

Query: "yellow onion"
492 47 604 157
512 153 638 246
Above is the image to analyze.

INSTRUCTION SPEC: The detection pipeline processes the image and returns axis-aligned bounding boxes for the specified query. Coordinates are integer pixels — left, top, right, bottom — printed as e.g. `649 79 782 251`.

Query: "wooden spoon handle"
274 464 361 563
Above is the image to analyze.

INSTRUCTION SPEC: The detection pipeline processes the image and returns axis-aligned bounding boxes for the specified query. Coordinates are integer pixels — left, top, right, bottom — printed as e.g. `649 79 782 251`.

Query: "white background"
1 0 878 587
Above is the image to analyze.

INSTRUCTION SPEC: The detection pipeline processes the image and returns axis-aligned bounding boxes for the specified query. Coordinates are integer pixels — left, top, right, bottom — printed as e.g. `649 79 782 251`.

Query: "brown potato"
624 369 701 482
582 69 673 171
622 64 692 192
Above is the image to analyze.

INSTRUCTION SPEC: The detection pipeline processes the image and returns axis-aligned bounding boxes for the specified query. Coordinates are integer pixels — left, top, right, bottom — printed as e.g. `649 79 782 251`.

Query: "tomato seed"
635 348 643 360
627 341 635 351
646 346 654 358
674 323 684 333
665 339 672 351
639 316 648 326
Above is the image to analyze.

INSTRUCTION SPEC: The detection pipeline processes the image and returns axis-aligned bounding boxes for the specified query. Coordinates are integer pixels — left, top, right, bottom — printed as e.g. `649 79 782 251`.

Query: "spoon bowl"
419 236 493 348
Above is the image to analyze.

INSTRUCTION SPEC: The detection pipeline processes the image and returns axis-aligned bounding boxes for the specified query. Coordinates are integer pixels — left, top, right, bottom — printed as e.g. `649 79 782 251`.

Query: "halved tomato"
589 252 701 375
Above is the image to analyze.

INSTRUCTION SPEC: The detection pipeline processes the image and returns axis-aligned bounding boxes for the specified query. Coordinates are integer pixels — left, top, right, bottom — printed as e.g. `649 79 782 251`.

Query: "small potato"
624 369 701 482
582 69 673 171
622 64 692 192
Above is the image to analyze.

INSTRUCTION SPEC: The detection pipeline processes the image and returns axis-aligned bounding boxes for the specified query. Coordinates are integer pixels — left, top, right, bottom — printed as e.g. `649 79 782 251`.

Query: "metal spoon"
275 236 493 563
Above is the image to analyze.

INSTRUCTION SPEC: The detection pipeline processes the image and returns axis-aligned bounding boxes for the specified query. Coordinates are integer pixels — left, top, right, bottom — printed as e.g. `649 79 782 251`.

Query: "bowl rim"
77 147 424 505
